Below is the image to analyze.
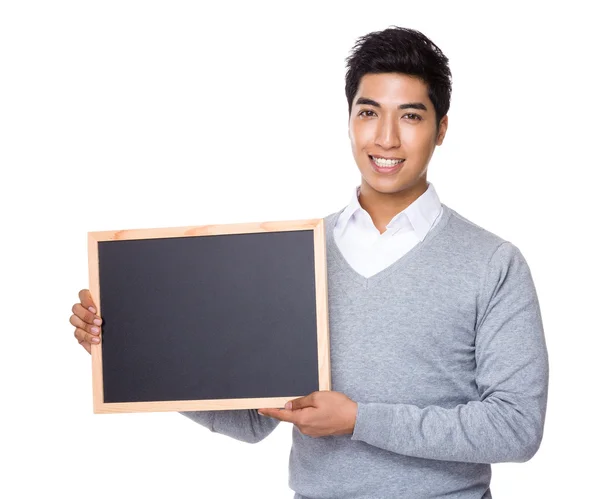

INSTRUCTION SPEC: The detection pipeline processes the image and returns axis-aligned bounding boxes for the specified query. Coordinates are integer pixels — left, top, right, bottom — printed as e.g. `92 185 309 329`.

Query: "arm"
350 242 549 463
179 409 280 444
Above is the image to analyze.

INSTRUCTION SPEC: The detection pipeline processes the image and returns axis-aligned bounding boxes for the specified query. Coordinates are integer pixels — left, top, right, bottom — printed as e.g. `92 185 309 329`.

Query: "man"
71 26 548 498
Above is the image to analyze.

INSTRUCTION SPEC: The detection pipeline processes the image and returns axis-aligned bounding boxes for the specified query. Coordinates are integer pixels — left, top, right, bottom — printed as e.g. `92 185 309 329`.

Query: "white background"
1 1 598 497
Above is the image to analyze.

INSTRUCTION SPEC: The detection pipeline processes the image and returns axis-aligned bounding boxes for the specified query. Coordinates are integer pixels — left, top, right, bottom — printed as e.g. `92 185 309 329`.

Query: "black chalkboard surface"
87 219 330 414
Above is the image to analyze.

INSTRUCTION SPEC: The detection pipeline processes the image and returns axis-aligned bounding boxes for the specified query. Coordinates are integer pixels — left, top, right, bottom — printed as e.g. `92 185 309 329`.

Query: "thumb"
287 393 317 411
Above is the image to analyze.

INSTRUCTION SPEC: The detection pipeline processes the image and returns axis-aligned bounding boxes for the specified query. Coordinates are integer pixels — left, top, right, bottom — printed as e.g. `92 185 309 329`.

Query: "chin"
367 183 412 195
361 171 420 195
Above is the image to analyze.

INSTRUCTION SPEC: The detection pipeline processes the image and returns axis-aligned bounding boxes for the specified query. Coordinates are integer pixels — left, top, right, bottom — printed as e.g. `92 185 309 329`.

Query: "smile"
369 155 405 167
369 155 405 174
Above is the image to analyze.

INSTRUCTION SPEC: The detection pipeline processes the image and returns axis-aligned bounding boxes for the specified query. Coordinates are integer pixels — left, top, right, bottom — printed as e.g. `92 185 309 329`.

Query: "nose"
374 115 401 149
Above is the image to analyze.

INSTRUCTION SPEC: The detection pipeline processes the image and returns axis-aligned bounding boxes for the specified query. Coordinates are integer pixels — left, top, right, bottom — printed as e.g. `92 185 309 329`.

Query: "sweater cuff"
350 402 395 447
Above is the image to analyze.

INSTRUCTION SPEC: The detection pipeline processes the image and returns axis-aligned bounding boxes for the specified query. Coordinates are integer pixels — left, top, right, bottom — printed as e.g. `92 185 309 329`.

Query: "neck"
358 178 428 234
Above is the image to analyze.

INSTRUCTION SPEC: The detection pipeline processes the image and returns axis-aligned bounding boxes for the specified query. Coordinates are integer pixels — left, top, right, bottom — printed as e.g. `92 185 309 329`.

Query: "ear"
435 115 449 146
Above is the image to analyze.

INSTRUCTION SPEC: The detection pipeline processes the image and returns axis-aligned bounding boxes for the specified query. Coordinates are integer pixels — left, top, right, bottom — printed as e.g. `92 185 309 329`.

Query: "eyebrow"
355 97 428 111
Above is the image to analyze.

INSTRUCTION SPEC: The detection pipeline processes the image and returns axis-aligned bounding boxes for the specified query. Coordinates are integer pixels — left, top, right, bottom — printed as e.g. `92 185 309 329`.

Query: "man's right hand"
70 289 102 354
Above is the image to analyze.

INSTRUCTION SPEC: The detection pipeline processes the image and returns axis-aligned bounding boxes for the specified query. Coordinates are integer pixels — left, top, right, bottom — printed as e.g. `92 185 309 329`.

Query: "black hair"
345 26 452 127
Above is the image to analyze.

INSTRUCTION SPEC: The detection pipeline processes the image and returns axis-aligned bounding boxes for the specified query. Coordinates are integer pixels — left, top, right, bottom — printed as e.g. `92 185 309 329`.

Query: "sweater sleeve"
350 242 549 464
179 409 280 444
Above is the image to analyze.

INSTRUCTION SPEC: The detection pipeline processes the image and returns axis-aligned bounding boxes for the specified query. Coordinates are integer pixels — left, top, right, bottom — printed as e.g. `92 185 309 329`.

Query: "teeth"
371 156 404 167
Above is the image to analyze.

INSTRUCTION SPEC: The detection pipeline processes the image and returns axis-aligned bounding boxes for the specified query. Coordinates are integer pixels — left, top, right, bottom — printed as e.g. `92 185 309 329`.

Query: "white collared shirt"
333 182 444 278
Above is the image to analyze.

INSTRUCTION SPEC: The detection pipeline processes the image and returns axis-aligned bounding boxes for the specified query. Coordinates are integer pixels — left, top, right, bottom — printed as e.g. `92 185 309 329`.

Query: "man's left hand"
258 391 358 437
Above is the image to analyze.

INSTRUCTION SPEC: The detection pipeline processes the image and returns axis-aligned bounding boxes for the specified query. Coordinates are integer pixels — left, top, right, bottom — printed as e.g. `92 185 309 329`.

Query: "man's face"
349 72 448 197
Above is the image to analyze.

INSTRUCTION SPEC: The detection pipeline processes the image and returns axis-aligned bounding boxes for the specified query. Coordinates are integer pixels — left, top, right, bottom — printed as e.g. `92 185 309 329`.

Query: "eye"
404 113 422 121
358 109 376 118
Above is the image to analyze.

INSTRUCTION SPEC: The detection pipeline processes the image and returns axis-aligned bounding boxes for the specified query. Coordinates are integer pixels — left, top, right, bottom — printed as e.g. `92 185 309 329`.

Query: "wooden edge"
94 396 306 414
313 218 331 391
88 218 323 241
87 232 104 412
87 217 330 413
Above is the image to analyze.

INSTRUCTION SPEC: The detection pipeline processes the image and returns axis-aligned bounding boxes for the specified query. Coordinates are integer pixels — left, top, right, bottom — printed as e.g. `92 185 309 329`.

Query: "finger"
72 302 102 327
69 313 102 336
257 408 296 423
73 326 101 346
78 289 97 314
289 392 317 411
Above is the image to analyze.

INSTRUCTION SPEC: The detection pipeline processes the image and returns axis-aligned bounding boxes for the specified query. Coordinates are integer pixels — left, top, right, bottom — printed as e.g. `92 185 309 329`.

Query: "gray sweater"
181 204 549 498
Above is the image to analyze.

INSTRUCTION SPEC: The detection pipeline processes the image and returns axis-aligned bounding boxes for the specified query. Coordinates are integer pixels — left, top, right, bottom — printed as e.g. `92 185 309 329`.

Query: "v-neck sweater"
333 181 443 278
181 204 549 499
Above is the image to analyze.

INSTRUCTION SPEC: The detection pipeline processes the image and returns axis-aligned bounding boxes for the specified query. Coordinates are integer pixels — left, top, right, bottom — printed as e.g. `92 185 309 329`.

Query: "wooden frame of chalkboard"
88 218 330 414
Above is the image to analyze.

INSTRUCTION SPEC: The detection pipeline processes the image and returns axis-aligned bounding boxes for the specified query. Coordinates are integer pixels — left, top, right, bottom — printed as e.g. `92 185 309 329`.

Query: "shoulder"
443 204 520 257
322 209 344 230
444 205 507 245
444 205 534 286
439 205 537 289
323 209 344 222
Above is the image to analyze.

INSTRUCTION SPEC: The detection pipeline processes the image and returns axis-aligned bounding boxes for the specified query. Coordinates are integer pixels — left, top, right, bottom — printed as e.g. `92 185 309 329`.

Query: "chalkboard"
87 218 330 414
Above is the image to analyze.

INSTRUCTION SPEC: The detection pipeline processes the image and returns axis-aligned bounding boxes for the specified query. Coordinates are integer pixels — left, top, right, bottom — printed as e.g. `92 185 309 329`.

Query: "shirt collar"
336 181 442 241
335 185 363 235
